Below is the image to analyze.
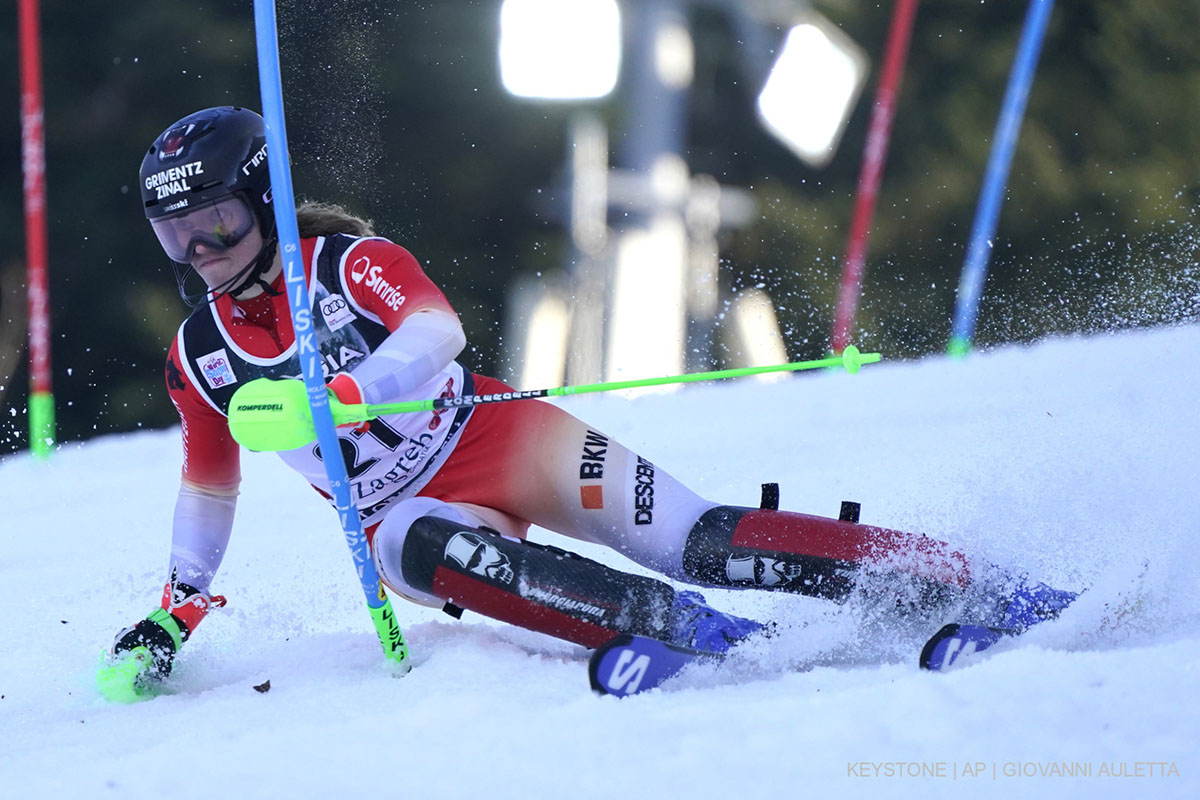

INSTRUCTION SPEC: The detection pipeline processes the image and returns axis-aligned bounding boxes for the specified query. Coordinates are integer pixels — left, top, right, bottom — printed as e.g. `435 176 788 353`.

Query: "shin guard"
681 506 972 602
400 516 676 648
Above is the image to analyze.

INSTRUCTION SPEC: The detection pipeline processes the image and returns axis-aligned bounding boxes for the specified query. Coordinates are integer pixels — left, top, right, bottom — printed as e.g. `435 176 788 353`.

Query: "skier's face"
189 221 265 292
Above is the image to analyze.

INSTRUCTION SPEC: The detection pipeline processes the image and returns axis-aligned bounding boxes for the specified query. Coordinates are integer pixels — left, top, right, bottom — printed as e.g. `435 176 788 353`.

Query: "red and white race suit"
163 234 718 599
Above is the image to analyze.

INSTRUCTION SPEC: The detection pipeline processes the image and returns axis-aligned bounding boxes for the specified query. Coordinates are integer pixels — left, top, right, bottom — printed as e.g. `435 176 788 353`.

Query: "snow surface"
2 325 1198 799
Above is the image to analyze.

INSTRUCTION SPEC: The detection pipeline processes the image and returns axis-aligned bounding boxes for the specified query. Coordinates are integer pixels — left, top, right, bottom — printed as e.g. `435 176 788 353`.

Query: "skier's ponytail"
296 200 375 238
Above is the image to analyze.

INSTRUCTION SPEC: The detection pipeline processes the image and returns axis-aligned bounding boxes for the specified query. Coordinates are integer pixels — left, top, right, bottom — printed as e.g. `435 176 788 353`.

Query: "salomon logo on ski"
589 634 717 697
607 651 652 693
919 624 1013 671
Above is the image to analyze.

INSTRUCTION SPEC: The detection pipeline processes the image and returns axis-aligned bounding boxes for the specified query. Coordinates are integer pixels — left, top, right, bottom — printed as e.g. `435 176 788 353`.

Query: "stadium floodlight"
499 0 622 100
756 15 868 167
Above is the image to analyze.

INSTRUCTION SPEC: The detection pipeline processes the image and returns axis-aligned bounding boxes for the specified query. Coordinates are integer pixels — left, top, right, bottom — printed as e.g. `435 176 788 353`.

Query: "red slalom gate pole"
831 0 920 355
18 0 55 457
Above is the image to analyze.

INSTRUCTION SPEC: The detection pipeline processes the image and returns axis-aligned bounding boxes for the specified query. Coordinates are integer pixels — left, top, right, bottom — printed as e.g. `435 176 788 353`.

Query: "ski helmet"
140 106 278 305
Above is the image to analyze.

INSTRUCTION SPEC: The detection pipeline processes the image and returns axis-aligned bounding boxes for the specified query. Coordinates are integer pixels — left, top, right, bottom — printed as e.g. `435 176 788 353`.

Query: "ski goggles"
150 194 257 264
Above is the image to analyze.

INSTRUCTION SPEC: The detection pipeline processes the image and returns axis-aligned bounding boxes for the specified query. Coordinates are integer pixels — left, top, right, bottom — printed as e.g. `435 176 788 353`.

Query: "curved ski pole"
228 347 881 452
366 345 882 418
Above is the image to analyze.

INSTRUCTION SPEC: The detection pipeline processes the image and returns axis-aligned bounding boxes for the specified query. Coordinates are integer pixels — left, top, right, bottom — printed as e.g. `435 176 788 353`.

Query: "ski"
919 623 1018 671
589 634 719 697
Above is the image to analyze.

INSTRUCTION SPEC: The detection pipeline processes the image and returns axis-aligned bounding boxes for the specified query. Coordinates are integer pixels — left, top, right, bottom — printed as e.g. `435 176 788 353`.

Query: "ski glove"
111 610 186 680
110 574 226 679
327 372 370 432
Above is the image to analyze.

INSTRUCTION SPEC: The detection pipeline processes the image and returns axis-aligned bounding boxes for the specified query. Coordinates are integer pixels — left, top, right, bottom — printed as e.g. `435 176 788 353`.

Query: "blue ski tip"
589 634 716 697
919 623 1015 671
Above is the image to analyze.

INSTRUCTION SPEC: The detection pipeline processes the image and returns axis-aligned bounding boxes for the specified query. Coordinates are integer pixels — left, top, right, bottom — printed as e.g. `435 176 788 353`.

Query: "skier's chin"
196 258 252 295
193 257 231 281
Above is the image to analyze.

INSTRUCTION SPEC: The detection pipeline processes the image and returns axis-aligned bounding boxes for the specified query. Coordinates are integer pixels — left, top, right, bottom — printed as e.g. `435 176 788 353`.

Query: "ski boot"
589 591 765 696
669 590 765 654
996 579 1079 631
920 578 1078 671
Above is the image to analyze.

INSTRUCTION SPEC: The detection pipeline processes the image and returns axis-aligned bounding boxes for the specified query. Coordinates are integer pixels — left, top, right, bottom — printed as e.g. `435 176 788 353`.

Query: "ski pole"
228 346 882 452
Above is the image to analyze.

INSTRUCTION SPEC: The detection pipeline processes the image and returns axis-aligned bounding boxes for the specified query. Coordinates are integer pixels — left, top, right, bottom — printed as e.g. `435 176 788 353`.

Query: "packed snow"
1 325 1197 799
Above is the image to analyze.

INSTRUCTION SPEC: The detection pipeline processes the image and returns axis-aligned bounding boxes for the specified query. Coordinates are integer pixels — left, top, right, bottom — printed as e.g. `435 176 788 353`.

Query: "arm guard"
347 309 466 404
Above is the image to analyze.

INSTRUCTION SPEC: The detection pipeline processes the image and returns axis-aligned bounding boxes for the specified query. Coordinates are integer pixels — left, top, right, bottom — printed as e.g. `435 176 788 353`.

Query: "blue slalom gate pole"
948 0 1055 356
252 0 409 670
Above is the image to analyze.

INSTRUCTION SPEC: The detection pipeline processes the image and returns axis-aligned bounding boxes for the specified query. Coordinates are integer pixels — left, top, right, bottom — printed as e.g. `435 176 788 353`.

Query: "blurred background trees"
1 0 1197 455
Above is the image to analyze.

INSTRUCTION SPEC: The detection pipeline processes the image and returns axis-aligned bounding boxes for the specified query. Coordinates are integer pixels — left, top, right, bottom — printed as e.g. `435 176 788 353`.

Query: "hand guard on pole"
98 577 226 702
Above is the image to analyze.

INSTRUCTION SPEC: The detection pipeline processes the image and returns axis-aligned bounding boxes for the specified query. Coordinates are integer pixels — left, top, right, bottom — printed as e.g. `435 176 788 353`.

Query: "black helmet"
140 106 278 305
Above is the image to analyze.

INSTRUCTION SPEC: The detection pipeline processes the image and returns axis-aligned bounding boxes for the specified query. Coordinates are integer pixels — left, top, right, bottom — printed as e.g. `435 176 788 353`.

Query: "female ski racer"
109 107 1075 685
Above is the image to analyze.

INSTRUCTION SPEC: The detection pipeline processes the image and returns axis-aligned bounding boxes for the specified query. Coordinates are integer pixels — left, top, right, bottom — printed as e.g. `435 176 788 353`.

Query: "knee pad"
397 515 676 648
681 506 856 600
681 505 971 601
373 497 485 608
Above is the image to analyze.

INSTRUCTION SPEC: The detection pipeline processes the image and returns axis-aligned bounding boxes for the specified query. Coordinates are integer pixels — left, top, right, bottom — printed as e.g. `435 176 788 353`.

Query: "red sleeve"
342 239 455 331
166 339 240 492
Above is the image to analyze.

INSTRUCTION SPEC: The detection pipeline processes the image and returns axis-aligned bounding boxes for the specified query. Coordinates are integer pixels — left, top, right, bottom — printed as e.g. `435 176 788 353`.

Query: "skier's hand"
99 577 225 702
97 610 185 703
327 373 370 431
110 609 185 680
110 575 226 679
